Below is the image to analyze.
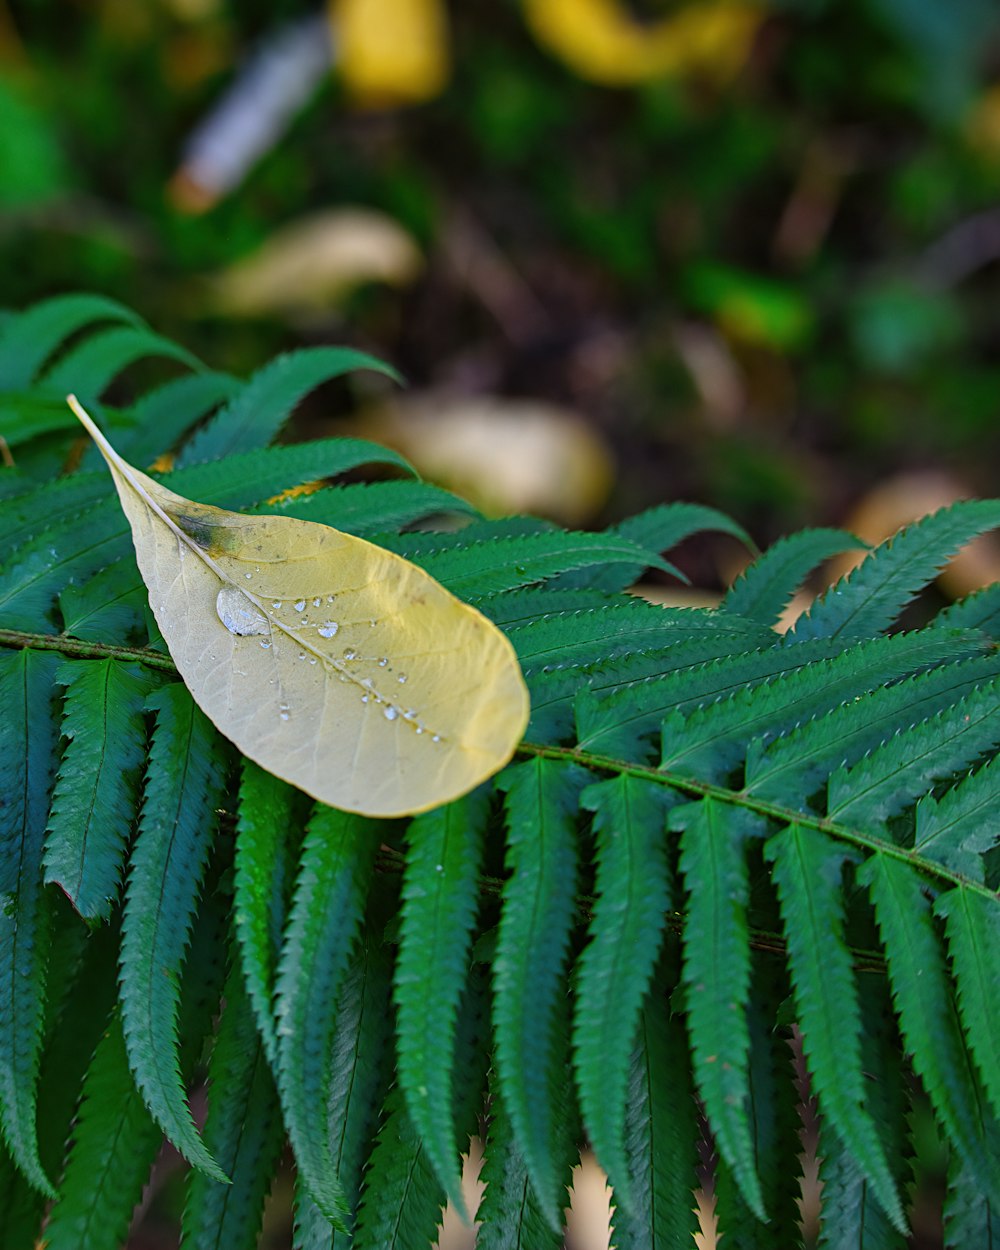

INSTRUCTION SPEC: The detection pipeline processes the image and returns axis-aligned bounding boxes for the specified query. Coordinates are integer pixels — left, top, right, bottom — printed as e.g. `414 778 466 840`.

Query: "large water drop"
318 621 339 638
217 587 270 637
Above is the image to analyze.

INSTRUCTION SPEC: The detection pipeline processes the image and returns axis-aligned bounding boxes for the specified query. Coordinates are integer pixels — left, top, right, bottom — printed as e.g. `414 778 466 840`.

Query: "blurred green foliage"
2 0 1000 544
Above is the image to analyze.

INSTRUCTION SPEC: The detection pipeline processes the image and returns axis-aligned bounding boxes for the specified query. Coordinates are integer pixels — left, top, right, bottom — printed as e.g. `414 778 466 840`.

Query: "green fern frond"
721 527 865 626
41 324 202 401
394 792 488 1214
765 825 905 1232
827 676 1000 831
573 774 673 1207
493 756 587 1224
913 753 1000 879
791 500 1000 642
944 1148 1000 1249
42 1010 162 1250
745 652 1000 804
233 761 300 1068
610 951 700 1250
177 347 399 466
935 582 1000 638
274 805 378 1225
0 293 143 390
411 532 680 598
859 855 1000 1203
661 628 987 783
934 887 1000 1126
259 478 477 535
43 658 161 919
676 798 765 1219
119 683 229 1182
0 648 60 1198
182 967 284 1250
576 637 844 760
118 370 242 465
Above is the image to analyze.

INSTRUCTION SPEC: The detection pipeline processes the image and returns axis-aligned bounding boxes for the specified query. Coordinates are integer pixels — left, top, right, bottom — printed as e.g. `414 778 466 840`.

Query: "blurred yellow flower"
332 0 450 105
965 83 1000 160
523 0 765 87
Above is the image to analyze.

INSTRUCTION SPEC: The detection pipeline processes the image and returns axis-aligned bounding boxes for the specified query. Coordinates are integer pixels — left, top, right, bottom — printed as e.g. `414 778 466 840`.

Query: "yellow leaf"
69 397 529 818
209 208 423 319
332 0 450 106
523 0 764 87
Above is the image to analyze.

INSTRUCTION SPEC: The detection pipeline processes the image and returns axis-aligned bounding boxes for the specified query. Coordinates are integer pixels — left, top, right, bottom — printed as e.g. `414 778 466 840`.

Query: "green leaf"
827 676 1000 832
275 805 378 1225
676 798 765 1219
662 628 983 783
859 855 1000 1202
509 601 774 675
721 527 865 627
0 471 108 574
325 938 396 1239
712 953 802 1250
610 956 701 1250
0 648 60 1197
233 761 299 1068
355 970 491 1250
413 532 681 599
935 583 1000 639
558 501 751 593
935 887 1000 1125
944 1146 1000 1250
119 683 228 1182
745 653 1000 805
791 501 1000 642
262 479 477 535
42 324 202 401
178 347 399 466
118 370 243 466
394 792 488 1214
493 757 588 1225
44 659 161 919
914 754 1000 880
476 1075 569 1250
0 293 142 390
59 560 147 643
764 826 905 1232
42 1010 162 1250
574 774 673 1206
577 637 842 761
182 968 284 1250
815 975 910 1250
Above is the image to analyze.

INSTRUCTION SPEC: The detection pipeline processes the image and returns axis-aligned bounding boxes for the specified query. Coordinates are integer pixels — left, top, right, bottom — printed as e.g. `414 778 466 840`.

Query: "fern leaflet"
0 293 142 389
573 774 673 1207
721 527 865 626
913 753 1000 879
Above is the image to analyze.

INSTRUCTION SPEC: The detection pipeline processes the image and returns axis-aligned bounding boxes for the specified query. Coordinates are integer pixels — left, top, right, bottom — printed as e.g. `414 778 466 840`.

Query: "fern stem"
0 629 176 672
516 741 999 904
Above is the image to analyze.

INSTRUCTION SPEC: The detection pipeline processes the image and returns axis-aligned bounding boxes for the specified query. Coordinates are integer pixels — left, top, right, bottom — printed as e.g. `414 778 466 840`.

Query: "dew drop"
398 674 408 684
216 586 270 637
403 709 416 721
343 648 357 661
378 657 388 667
384 706 398 721
279 704 290 722
361 694 370 704
318 621 339 638
312 597 322 608
244 572 253 580
369 619 377 628
309 657 318 665
431 735 441 743
361 677 373 689
299 617 309 626
298 652 306 661
280 710 290 722
260 640 271 649
272 601 281 610
326 595 335 604
294 599 306 612
415 726 424 735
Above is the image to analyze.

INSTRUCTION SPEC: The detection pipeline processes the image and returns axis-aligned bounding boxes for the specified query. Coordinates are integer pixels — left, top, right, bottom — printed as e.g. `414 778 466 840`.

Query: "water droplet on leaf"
217 586 270 637
318 621 339 638
294 599 306 612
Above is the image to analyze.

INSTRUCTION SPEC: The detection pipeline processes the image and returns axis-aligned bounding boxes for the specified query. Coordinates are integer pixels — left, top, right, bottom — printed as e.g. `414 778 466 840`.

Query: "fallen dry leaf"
357 395 614 525
70 397 529 818
208 208 422 317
